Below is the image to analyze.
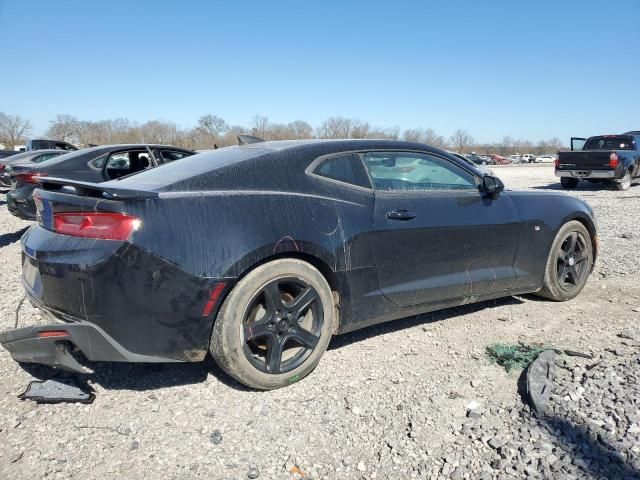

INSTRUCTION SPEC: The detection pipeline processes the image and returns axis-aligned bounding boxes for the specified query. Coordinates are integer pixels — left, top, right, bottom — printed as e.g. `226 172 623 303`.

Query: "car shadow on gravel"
19 355 255 393
0 226 28 248
328 296 525 350
531 182 640 192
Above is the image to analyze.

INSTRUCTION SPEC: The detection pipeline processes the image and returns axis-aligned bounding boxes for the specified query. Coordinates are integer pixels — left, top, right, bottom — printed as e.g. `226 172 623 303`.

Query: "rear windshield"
584 136 634 150
112 146 271 189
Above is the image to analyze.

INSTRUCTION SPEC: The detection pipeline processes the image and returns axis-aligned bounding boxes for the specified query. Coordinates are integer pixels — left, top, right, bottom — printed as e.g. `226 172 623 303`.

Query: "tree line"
0 111 565 155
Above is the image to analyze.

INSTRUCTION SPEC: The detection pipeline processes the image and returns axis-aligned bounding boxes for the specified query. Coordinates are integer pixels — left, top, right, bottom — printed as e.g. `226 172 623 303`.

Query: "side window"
159 150 191 163
362 151 478 192
313 154 371 188
105 150 151 179
32 153 61 163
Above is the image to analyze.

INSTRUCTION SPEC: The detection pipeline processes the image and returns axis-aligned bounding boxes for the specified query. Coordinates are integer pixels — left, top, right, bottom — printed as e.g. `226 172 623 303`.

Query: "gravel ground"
1 165 639 479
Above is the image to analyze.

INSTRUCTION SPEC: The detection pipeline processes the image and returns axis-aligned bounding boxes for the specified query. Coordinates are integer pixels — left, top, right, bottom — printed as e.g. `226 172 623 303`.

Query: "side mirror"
481 175 504 195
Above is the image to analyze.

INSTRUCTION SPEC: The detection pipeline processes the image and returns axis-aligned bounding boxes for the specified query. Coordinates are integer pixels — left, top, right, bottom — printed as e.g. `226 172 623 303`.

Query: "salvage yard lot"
1 164 639 479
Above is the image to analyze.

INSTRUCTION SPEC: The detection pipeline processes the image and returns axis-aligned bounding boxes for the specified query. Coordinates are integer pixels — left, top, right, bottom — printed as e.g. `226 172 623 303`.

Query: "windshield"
584 136 634 151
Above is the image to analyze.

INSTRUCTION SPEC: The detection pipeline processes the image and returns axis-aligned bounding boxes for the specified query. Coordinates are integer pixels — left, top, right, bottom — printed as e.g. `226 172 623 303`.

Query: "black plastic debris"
525 350 555 416
18 376 95 404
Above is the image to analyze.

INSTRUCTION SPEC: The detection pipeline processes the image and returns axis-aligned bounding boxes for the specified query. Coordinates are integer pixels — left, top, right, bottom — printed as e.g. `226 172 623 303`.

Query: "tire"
536 221 593 301
210 259 335 390
560 177 579 189
615 171 631 191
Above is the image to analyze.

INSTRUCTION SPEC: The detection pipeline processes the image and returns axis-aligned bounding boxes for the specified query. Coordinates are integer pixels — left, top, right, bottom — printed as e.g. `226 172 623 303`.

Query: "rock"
247 465 260 479
618 329 635 340
471 379 481 388
210 429 223 445
465 400 481 411
357 461 366 472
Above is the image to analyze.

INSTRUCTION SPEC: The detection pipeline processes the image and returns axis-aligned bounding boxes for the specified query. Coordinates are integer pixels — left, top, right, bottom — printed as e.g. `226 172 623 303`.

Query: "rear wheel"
615 171 631 191
560 177 579 189
210 259 335 390
536 221 593 301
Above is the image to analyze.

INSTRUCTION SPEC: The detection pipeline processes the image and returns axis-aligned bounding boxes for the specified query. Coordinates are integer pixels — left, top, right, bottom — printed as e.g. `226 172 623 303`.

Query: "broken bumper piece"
0 321 182 373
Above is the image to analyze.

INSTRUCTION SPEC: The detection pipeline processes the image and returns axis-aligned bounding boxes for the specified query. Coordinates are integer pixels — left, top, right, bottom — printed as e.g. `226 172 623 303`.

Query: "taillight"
609 152 619 169
15 172 48 184
37 330 69 338
0 164 5 172
53 212 141 240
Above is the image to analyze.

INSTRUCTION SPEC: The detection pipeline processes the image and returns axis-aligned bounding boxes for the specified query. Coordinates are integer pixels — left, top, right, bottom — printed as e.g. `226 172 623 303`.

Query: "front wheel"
210 259 335 390
560 177 579 189
536 221 593 301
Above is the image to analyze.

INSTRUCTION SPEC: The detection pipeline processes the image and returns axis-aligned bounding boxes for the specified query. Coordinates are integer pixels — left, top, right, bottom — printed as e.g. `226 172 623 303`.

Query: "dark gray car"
6 144 195 219
0 150 67 188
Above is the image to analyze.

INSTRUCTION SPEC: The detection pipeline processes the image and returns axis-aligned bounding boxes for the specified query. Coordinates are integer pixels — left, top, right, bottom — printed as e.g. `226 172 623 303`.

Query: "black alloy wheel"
241 278 323 374
555 231 590 292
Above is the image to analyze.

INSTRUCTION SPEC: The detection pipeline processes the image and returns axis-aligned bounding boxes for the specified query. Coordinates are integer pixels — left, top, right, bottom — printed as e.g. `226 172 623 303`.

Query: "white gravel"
1 166 639 479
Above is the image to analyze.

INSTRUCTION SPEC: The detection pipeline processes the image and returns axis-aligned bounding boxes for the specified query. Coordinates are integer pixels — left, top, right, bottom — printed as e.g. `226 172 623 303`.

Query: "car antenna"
237 135 265 145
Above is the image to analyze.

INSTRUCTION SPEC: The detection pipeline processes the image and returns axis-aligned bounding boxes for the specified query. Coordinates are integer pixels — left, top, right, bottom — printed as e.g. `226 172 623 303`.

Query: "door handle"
387 209 416 221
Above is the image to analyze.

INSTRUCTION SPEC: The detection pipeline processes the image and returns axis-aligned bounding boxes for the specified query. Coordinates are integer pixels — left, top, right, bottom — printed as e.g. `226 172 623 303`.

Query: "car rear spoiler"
37 177 159 200
237 135 265 145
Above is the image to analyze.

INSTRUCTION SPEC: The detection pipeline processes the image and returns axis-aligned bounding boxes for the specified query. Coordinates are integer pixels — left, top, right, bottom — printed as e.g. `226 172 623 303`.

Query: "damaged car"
0 140 597 390
6 144 195 220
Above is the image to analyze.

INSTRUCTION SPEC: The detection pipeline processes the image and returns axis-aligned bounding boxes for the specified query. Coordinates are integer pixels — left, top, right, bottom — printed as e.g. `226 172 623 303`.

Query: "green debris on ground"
486 343 554 372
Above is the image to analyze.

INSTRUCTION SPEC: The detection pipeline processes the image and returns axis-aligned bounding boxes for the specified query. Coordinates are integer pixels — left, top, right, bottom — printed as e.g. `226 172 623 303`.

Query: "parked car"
466 153 494 165
0 150 20 160
521 154 536 163
449 152 494 176
485 154 510 165
0 150 67 188
25 139 78 151
536 155 556 163
556 133 640 190
508 154 523 163
6 144 195 219
0 140 596 390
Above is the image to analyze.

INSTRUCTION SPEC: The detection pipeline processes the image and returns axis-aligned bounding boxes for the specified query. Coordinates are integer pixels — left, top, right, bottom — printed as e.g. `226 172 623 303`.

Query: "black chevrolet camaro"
0 140 596 389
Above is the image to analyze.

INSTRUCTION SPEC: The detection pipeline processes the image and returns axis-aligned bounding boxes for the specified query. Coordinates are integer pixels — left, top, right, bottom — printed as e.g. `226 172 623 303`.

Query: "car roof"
112 139 464 191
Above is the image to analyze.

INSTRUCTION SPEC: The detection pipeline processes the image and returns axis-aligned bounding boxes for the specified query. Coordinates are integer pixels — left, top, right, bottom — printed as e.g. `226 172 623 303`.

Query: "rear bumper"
6 191 36 220
11 225 232 364
0 315 177 373
555 170 616 179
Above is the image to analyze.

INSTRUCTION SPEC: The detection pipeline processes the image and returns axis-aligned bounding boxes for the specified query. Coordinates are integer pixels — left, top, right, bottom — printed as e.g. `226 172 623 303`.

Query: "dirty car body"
0 140 596 378
6 144 195 220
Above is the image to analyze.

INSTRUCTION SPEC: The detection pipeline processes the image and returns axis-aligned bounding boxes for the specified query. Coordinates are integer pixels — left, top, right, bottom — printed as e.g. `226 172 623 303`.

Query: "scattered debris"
563 349 593 359
525 350 555 415
18 376 95 404
486 343 549 372
620 232 633 239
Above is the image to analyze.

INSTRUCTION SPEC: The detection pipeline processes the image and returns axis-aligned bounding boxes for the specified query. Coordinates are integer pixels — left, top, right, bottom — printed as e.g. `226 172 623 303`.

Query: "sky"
1 0 638 143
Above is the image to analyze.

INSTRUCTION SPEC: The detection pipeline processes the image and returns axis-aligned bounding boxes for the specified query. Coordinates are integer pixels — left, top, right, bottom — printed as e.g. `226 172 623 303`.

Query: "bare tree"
449 128 475 153
46 114 80 143
197 115 227 139
0 112 32 149
251 115 270 138
316 117 353 138
287 120 313 139
350 120 371 139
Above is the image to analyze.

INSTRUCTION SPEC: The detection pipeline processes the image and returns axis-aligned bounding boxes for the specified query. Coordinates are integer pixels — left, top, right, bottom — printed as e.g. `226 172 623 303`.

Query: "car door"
362 150 521 306
571 137 587 151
